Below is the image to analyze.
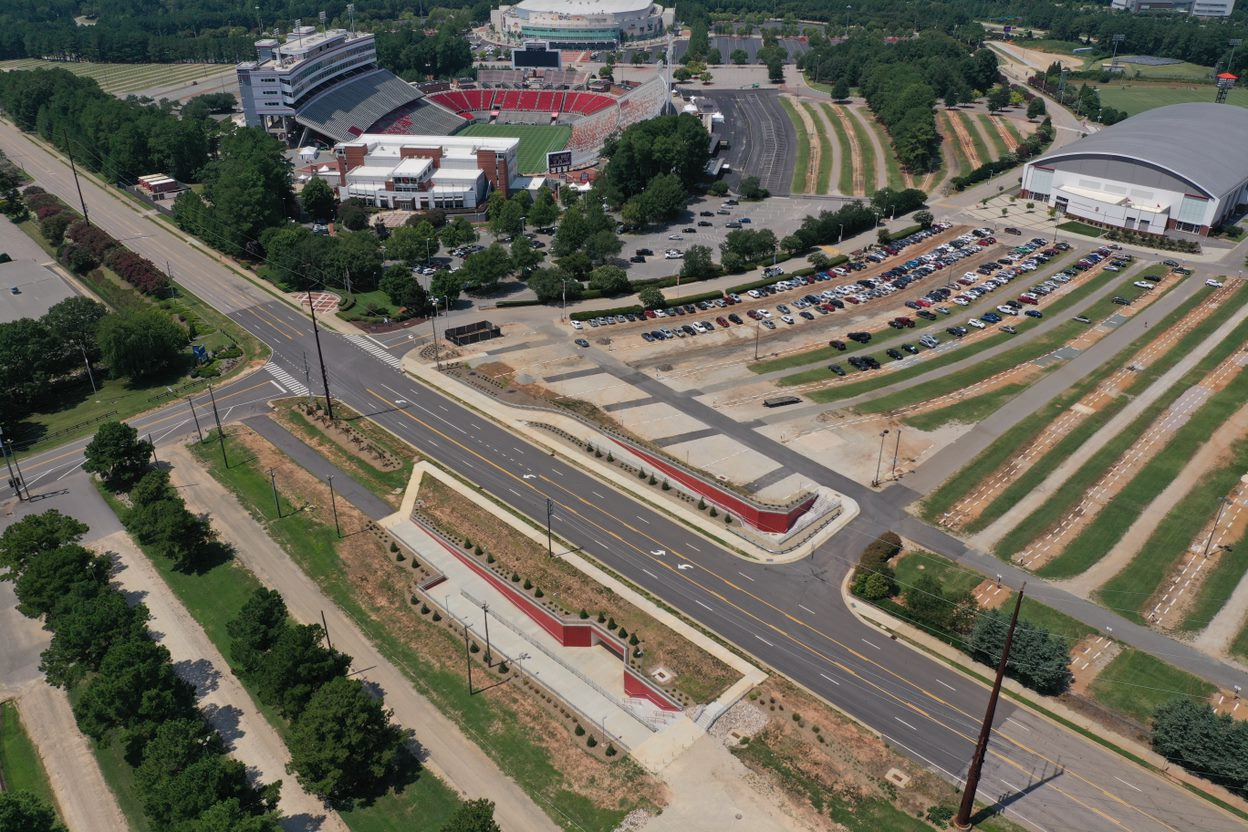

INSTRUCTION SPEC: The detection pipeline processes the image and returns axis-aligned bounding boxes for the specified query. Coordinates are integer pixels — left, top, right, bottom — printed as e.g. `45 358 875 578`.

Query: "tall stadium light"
319 10 326 30
1110 33 1124 69
1229 39 1243 74
347 3 356 36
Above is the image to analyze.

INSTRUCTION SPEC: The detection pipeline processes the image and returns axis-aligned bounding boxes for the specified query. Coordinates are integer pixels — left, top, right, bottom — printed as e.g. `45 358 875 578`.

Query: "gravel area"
709 698 770 744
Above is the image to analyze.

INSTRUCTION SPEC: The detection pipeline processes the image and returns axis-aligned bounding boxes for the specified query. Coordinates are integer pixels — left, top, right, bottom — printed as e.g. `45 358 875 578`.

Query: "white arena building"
1020 103 1248 236
330 134 542 211
490 0 675 48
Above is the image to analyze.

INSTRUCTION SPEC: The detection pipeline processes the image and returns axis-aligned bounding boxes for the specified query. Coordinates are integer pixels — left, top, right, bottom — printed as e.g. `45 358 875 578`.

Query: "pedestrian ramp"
265 363 309 397
343 334 404 371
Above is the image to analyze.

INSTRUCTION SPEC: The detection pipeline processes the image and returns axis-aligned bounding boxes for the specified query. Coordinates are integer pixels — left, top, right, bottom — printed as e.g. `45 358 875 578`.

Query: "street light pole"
430 298 443 369
327 474 341 538
754 320 761 360
0 425 24 501
186 395 203 442
1203 497 1232 558
546 498 555 557
482 601 493 666
872 429 890 487
890 428 902 481
207 382 227 466
79 341 97 394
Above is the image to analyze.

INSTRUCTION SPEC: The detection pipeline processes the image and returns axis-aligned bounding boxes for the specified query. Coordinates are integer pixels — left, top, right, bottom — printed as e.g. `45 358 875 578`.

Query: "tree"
738 176 769 201
698 71 713 84
254 624 351 719
588 265 629 295
1026 96 1047 120
526 188 560 229
708 180 729 196
583 229 622 265
386 224 439 266
903 575 955 632
637 173 686 221
556 251 593 281
599 114 710 202
986 85 1012 113
287 676 405 807
42 296 107 363
0 792 67 832
731 48 749 65
673 66 693 83
832 78 850 100
72 635 196 743
639 287 666 309
706 48 722 65
196 126 297 255
527 268 581 305
337 199 368 231
40 593 151 689
969 611 1072 696
440 216 477 248
489 198 525 238
679 245 716 282
379 266 430 314
330 231 384 292
97 310 187 380
944 88 961 109
440 799 500 832
0 510 88 579
914 210 934 229
1152 698 1248 797
13 544 110 622
126 498 215 572
510 235 544 275
459 244 513 295
130 469 175 510
780 234 805 254
227 588 289 676
767 56 784 83
300 177 337 222
429 271 463 305
180 799 284 832
84 421 153 489
808 252 831 269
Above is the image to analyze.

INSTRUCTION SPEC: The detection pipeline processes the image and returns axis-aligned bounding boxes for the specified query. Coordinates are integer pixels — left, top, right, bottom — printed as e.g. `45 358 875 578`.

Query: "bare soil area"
1068 635 1120 696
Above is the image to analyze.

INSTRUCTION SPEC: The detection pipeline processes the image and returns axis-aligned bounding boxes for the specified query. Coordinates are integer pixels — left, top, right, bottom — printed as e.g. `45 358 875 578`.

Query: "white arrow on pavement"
650 549 666 557
522 474 537 479
677 563 694 570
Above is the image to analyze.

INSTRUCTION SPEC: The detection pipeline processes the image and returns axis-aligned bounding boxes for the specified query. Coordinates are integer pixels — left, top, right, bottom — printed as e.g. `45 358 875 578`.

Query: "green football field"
458 123 571 174
1091 83 1248 116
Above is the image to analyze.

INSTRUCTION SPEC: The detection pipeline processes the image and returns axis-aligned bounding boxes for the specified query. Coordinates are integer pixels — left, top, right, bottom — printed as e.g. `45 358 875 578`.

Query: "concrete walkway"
165 444 562 832
385 516 659 750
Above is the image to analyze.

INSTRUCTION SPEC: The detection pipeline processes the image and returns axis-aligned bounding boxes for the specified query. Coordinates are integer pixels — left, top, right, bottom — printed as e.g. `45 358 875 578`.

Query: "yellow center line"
366 388 1183 831
247 303 303 340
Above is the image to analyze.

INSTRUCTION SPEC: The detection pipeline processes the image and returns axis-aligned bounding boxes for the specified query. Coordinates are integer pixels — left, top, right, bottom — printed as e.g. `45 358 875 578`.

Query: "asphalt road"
3 120 1245 832
711 90 796 197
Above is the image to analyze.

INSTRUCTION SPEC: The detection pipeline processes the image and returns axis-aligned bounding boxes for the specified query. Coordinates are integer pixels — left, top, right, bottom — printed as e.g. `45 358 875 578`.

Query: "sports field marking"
458 123 571 174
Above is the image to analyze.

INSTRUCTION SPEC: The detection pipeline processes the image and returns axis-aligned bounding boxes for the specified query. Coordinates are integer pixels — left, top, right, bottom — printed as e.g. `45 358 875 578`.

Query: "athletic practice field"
458 123 571 174
0 59 230 96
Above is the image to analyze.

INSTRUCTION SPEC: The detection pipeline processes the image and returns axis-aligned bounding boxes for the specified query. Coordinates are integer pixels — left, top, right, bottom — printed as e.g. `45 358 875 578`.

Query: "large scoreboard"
512 41 562 69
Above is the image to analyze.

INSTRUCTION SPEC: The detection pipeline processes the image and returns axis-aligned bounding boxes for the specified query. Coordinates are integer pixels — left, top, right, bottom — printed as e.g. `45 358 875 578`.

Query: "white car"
781 315 796 325
758 308 773 318
1206 279 1224 288
967 318 986 329
953 297 970 306
668 234 684 240
665 250 684 259
997 305 1019 315
571 320 583 330
1133 281 1156 290
747 289 762 298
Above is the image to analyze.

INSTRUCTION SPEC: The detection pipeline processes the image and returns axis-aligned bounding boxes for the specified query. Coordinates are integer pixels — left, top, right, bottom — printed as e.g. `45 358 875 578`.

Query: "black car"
828 364 847 377
698 220 713 227
683 304 696 314
847 331 872 343
886 348 904 360
902 343 920 354
700 210 715 216
916 310 937 321
728 313 743 324
636 248 654 256
800 310 815 320
1112 296 1132 305
1024 309 1043 319
828 339 847 351
682 227 696 233
946 326 966 337
1004 227 1022 235
630 255 646 263
641 332 655 342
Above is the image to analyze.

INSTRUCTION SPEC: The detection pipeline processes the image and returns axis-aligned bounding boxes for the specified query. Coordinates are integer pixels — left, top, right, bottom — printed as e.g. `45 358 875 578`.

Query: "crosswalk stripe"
344 334 404 371
265 364 309 396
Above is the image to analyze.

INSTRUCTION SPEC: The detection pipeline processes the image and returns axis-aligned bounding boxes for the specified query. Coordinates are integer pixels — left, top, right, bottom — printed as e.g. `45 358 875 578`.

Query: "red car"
716 316 730 327
644 309 657 318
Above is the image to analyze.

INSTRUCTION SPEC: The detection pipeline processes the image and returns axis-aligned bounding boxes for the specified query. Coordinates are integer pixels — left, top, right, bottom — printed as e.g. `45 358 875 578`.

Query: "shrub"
606 743 617 757
487 553 495 563
709 507 718 517
724 515 732 524
534 588 544 598
629 633 639 646
395 552 406 562
389 541 398 553
698 497 707 510
497 661 508 673
607 617 617 629
606 451 614 462
580 608 589 619
463 538 473 550
474 544 483 556
420 605 430 615
638 469 647 479
511 572 521 582
431 611 442 622
618 627 628 640
661 479 670 491
586 735 598 748
648 474 657 485
597 611 606 623
470 642 480 653
410 595 419 605
575 724 586 736
523 578 533 590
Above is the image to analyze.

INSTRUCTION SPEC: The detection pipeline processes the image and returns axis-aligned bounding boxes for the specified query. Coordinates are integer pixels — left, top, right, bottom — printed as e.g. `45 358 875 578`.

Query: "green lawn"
800 101 834 194
1231 618 1248 660
863 117 905 191
844 108 878 193
822 103 856 195
0 700 58 814
958 112 993 165
893 550 987 597
1117 58 1216 82
192 435 642 832
338 289 403 323
1095 436 1248 624
1057 220 1105 238
66 685 150 832
1087 648 1216 726
902 382 1030 431
459 124 571 175
778 97 811 194
1000 119 1025 145
0 59 229 95
976 114 1010 159
1180 525 1248 633
938 111 973 178
1091 83 1248 116
946 281 1220 533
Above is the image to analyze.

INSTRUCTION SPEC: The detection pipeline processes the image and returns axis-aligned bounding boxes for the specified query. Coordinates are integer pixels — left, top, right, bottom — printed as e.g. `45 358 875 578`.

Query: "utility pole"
320 610 333 649
207 382 227 466
269 468 281 517
1203 496 1232 558
430 299 443 369
79 342 97 394
546 497 554 556
872 429 890 487
148 434 158 464
3 428 30 502
463 617 474 694
327 474 341 537
754 320 761 360
186 395 204 442
954 585 1025 830
0 425 24 501
890 428 902 481
306 290 334 420
302 351 313 407
64 133 90 226
481 602 493 666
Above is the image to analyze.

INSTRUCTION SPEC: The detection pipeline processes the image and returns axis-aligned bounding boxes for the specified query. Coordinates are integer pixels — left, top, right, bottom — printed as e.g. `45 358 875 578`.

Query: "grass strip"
190 435 638 832
976 114 1010 158
779 97 811 194
821 103 855 194
1087 648 1216 726
938 111 972 177
845 107 877 190
96 468 463 832
958 111 992 165
1000 118 1025 144
1095 436 1248 623
1057 220 1105 238
960 284 1220 532
997 310 1248 564
1179 523 1248 633
901 382 1030 431
800 101 833 194
65 685 149 832
864 117 905 190
0 699 59 813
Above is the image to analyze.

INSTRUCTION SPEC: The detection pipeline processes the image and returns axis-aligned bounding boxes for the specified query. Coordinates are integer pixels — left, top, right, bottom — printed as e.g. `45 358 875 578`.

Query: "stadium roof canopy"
514 0 655 13
1030 103 1248 198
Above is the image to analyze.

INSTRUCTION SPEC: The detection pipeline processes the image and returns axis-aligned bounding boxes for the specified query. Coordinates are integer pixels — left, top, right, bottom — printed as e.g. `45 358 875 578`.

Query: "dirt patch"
945 111 982 169
730 677 966 829
225 426 668 814
415 477 738 705
944 280 1239 531
1210 689 1248 722
829 105 866 196
1068 635 1120 695
988 116 1020 152
971 578 1012 610
790 97 821 194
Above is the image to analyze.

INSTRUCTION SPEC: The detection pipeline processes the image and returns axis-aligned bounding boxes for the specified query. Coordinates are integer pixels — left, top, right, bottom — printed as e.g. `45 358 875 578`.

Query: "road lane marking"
695 600 712 611
819 673 840 686
737 571 754 582
592 491 605 499
756 635 774 647
937 680 956 692
643 568 659 579
686 543 701 552
798 604 816 615
894 717 917 731
861 638 880 650
1005 717 1030 731
1114 777 1142 793
508 488 522 497
635 515 649 524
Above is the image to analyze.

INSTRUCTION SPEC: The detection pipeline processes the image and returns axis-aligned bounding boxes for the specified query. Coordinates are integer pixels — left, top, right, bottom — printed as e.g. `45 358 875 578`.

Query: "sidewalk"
164 443 562 832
